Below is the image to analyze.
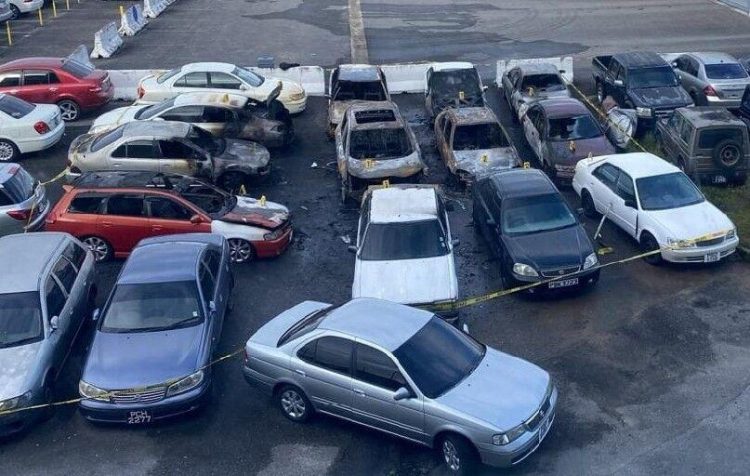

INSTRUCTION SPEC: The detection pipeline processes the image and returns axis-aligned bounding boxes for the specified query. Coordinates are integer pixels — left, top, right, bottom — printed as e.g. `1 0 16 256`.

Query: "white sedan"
572 152 739 264
0 94 64 162
135 62 307 114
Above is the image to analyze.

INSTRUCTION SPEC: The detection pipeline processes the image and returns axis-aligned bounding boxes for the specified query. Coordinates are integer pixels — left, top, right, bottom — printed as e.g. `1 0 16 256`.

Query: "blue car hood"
83 325 206 389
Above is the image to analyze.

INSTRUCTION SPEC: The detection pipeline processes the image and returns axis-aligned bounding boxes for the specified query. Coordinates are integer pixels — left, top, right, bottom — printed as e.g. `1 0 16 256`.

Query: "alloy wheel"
83 237 110 262
58 101 80 121
442 440 461 472
228 238 254 263
0 141 16 161
280 389 306 420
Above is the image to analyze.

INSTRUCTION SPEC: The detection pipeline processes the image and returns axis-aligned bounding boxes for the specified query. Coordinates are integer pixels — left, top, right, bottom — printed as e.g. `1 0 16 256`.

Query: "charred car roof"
675 106 747 127
443 106 499 125
72 171 210 190
121 120 192 138
346 101 406 129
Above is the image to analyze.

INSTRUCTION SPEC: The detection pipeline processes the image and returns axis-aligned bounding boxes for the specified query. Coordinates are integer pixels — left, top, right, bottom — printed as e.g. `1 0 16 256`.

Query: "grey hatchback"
0 163 49 236
0 232 95 436
243 298 556 474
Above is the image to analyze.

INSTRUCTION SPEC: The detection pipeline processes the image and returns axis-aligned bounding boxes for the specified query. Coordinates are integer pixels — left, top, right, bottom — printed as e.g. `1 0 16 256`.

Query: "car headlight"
264 226 287 241
583 252 598 270
666 237 694 249
79 381 110 401
726 228 737 240
166 370 204 397
636 107 652 118
512 263 538 277
0 392 30 412
493 424 526 446
288 91 305 101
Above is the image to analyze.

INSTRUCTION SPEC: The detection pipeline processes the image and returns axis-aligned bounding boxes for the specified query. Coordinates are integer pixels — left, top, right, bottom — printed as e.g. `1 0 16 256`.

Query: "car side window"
0 71 21 87
63 241 87 270
614 64 626 82
533 109 546 135
679 121 693 144
204 249 221 278
593 163 620 191
354 343 407 391
23 70 52 86
158 140 196 159
615 171 636 203
608 59 620 76
68 194 105 214
340 113 348 134
175 72 209 88
52 256 78 294
112 140 159 159
358 194 372 245
297 336 353 375
45 276 66 319
146 196 193 220
105 194 144 217
160 105 204 123
202 106 232 123
685 58 699 77
209 72 242 90
198 262 215 301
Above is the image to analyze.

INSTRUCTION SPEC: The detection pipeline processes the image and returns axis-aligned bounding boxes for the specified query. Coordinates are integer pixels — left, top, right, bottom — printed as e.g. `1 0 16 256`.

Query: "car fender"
210 220 266 242
430 422 481 448
636 214 665 244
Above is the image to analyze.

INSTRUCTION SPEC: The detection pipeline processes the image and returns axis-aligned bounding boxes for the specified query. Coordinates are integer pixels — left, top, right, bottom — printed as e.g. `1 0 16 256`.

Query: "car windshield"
431 70 482 96
360 220 448 261
698 128 744 149
502 194 578 235
188 126 223 155
452 123 509 150
349 128 412 160
704 63 748 80
0 95 35 118
90 126 124 152
394 317 485 399
136 98 176 119
157 68 181 84
0 292 43 348
333 80 387 101
629 66 678 88
636 172 705 211
176 180 234 215
61 59 94 78
520 73 565 91
234 67 264 87
548 114 602 141
100 281 203 333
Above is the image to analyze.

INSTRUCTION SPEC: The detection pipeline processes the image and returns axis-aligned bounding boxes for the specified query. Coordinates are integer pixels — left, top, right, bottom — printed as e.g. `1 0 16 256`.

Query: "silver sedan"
243 298 557 475
671 52 750 108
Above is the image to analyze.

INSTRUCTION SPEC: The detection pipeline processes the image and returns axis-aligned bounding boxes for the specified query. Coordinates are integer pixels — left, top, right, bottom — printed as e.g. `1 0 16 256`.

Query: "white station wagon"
572 152 739 264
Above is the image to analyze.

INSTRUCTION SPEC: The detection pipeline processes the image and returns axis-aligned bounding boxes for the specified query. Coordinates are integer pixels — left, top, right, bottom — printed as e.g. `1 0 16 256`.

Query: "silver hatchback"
243 298 557 474
0 163 49 237
671 52 750 108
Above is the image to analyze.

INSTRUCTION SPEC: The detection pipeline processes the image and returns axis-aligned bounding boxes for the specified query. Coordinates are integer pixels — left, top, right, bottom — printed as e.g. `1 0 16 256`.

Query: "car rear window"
453 123 509 150
0 94 35 119
704 63 748 80
520 73 565 91
1 166 35 203
156 68 181 84
61 59 94 79
697 128 745 149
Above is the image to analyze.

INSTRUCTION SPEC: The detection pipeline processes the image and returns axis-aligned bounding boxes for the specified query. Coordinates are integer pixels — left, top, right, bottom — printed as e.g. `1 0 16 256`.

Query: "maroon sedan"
0 57 113 121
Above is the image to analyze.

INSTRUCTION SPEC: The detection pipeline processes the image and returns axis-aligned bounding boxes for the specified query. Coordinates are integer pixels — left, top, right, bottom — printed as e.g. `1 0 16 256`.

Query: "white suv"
350 185 459 320
572 152 738 264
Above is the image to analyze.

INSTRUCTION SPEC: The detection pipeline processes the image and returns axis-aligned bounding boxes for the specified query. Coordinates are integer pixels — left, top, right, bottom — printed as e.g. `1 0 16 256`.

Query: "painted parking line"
348 0 368 63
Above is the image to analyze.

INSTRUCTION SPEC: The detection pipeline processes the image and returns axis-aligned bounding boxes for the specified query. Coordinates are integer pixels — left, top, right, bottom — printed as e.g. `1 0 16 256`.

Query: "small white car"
8 0 43 19
0 94 64 162
572 152 739 264
136 62 307 114
350 185 459 321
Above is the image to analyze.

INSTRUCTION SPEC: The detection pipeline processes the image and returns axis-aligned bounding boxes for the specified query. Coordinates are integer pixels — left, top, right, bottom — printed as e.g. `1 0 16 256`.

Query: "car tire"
711 138 744 172
438 434 478 476
9 4 20 19
57 100 81 122
219 172 247 193
227 238 255 263
81 236 113 262
277 385 313 423
0 139 19 162
581 190 598 218
640 232 663 266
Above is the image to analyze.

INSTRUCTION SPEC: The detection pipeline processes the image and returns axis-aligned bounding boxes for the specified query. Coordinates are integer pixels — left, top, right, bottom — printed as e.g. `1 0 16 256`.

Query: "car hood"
353 255 458 304
83 326 205 389
648 200 735 240
219 196 289 229
547 137 616 164
435 348 550 431
503 224 591 270
249 300 331 348
89 106 144 133
0 341 42 400
329 100 367 125
216 139 270 168
452 148 519 179
520 88 570 103
275 79 305 99
629 86 692 108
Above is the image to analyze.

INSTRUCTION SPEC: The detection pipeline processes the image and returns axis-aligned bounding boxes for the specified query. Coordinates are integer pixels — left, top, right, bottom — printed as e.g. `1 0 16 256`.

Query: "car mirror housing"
614 79 624 87
624 199 637 209
50 315 59 332
190 214 203 224
347 245 357 253
451 239 460 248
209 300 217 313
92 308 100 322
393 387 412 401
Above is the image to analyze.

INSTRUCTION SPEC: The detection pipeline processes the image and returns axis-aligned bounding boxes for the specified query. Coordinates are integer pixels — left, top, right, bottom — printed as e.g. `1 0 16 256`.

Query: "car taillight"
34 121 50 134
703 85 718 97
89 86 102 93
7 209 30 221
137 85 145 99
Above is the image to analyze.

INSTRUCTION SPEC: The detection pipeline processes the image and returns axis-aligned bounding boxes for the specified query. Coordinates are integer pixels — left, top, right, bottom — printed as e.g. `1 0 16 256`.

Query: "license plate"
704 252 720 263
127 410 152 424
538 417 551 443
549 278 578 289
712 175 727 184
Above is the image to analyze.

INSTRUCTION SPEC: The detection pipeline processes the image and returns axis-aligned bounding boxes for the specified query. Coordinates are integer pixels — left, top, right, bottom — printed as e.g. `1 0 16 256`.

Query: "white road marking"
348 0 369 64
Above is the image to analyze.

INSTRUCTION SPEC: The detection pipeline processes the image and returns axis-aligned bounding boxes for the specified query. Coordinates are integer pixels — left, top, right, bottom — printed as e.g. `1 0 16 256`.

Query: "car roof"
72 170 207 190
369 186 438 223
430 62 475 72
487 168 556 198
122 120 191 137
118 239 207 285
676 106 746 127
174 91 248 108
0 162 24 184
0 232 70 293
591 152 679 179
615 51 668 68
536 97 589 118
0 57 64 70
181 62 235 74
516 62 560 75
347 101 406 129
336 64 382 82
686 52 740 65
319 298 433 352
445 106 498 125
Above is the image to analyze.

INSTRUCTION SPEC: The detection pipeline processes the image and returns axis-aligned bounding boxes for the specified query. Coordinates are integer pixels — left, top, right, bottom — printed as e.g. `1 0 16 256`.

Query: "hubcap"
280 390 306 419
442 440 461 472
720 146 740 166
0 142 14 161
58 102 78 121
83 237 109 261
228 239 252 263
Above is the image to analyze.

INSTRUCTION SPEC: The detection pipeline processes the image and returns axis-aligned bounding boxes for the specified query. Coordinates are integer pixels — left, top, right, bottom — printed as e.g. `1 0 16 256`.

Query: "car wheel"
57 100 81 122
712 138 743 172
277 385 312 422
227 238 255 263
596 82 605 104
82 236 112 262
581 190 598 218
439 434 478 476
219 172 247 193
0 139 19 162
640 232 663 266
9 4 20 19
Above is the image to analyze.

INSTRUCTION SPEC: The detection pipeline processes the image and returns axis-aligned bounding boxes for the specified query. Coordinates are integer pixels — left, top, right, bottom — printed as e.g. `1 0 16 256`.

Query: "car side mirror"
240 84 249 91
92 308 100 322
671 61 678 68
50 316 59 332
613 79 624 87
624 199 637 209
451 238 460 248
190 214 203 224
393 387 412 401
209 300 217 313
482 85 488 92
576 207 585 216
347 245 357 253
486 217 496 226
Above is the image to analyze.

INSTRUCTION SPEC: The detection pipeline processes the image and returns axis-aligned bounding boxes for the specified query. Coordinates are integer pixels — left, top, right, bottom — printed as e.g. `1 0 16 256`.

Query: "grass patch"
702 184 750 252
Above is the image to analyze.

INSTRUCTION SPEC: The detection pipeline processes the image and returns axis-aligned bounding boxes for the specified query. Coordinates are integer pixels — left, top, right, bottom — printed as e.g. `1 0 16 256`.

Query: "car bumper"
510 268 600 294
83 88 115 110
242 366 275 396
662 237 739 263
283 96 307 115
24 198 51 232
253 227 293 258
17 122 65 154
0 10 12 22
706 95 742 109
0 392 47 437
16 0 44 13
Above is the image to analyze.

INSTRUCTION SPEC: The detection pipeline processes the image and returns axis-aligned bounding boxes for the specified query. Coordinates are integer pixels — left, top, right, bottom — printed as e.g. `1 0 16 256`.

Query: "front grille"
525 394 552 430
696 236 724 247
541 265 580 278
653 108 675 119
110 387 166 404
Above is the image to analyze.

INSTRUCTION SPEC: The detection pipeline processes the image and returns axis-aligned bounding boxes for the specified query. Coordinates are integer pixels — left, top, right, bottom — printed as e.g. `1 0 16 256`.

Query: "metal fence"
718 0 750 14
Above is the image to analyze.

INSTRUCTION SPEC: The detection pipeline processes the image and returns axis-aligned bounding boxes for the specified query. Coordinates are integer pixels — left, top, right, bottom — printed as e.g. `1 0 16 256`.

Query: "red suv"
0 57 113 121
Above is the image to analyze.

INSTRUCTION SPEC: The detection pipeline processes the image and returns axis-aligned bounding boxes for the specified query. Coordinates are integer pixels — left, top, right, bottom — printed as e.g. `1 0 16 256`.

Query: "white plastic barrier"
107 69 162 100
119 4 148 37
68 45 94 69
495 57 574 85
144 0 167 19
380 63 431 94
91 22 123 59
246 66 326 96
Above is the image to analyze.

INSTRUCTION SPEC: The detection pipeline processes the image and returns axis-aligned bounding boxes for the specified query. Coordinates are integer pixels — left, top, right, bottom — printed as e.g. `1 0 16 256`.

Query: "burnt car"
335 101 425 201
328 65 390 135
500 62 571 121
424 62 486 123
656 107 748 185
434 107 520 184
520 98 616 182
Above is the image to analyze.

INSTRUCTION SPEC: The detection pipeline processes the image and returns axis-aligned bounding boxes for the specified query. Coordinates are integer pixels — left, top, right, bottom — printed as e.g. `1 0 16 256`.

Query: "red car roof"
0 57 66 70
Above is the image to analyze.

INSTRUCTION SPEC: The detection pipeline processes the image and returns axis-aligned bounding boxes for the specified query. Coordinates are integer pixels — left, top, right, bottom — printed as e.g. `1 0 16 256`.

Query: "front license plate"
549 278 578 289
704 252 720 263
538 417 551 443
127 410 152 424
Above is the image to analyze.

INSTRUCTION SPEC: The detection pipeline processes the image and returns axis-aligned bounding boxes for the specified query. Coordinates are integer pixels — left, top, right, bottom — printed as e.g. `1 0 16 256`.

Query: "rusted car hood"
452 148 519 179
220 196 289 229
548 138 616 164
0 341 41 400
629 86 692 108
346 150 426 180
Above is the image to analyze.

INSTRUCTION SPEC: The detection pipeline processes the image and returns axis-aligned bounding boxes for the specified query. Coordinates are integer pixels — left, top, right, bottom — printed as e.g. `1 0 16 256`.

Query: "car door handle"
353 389 366 397
101 221 113 227
294 369 306 377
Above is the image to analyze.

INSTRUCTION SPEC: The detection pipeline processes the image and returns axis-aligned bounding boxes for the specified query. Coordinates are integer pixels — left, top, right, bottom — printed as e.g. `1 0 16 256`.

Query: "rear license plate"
704 252 720 263
127 410 152 424
549 278 578 289
712 175 727 184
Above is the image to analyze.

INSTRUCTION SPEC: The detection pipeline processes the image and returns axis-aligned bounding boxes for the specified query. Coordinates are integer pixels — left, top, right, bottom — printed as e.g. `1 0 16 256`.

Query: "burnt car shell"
220 196 289 231
328 65 390 131
426 65 485 120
